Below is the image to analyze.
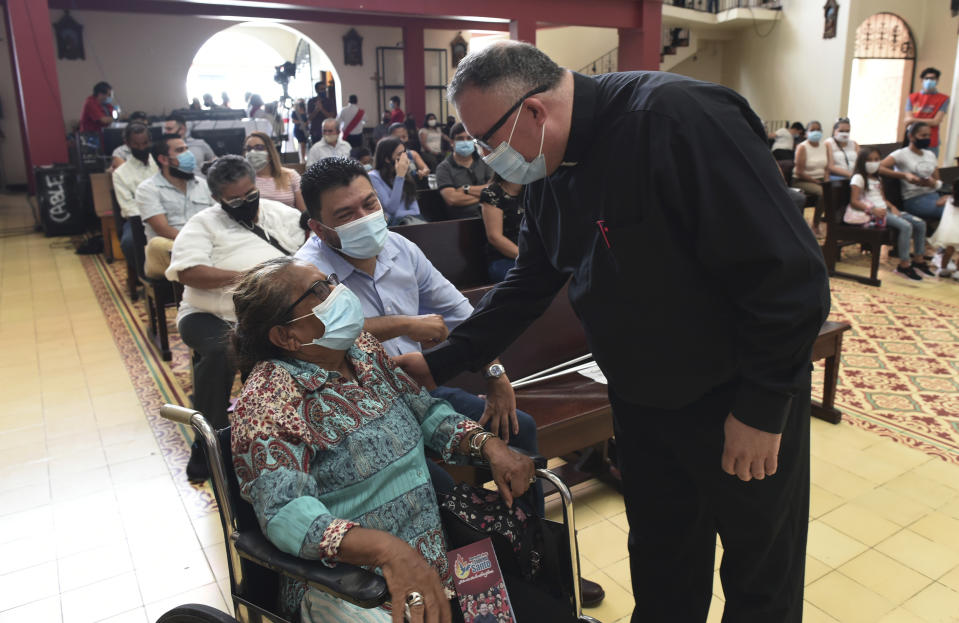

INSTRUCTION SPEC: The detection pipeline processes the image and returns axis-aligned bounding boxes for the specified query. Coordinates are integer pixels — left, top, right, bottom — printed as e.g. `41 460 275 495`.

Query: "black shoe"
895 265 922 281
912 262 935 277
186 441 210 483
580 577 605 608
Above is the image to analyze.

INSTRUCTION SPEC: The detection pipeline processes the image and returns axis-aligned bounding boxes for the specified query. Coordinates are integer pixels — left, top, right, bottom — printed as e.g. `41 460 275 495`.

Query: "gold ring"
528 476 536 485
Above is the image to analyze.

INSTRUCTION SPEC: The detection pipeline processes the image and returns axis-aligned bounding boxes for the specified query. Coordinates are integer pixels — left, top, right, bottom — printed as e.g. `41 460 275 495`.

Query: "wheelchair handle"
161 404 202 426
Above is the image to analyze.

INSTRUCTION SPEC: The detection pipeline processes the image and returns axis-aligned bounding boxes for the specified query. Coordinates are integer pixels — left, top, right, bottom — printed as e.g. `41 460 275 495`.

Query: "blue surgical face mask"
296 284 365 351
333 210 388 259
482 104 547 185
454 140 475 157
173 149 196 173
807 130 823 143
104 96 113 105
923 79 937 92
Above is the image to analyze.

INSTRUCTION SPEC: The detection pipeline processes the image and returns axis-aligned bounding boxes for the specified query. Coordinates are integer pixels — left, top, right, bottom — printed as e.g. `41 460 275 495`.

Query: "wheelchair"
156 404 602 623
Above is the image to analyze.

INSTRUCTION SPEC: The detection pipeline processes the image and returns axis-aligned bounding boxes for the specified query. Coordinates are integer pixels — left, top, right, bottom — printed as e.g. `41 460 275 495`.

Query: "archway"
846 13 916 144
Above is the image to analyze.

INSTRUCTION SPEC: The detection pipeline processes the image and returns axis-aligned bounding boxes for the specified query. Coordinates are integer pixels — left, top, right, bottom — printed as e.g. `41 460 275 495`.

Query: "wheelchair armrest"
232 530 388 609
462 445 548 470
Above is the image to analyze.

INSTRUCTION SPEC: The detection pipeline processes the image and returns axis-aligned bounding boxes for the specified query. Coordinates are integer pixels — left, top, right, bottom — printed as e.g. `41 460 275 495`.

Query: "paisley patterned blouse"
231 331 481 617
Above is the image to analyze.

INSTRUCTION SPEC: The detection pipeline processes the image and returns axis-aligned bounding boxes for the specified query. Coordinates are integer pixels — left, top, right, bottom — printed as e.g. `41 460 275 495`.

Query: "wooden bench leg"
811 336 844 424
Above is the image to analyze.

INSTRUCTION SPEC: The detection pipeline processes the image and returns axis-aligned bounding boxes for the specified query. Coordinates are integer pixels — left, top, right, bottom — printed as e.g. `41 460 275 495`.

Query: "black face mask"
131 147 151 164
168 167 195 181
222 197 259 226
914 138 932 150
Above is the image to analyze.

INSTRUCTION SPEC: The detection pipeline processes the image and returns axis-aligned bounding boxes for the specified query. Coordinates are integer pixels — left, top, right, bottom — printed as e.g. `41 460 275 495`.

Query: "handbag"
439 483 569 599
843 204 871 225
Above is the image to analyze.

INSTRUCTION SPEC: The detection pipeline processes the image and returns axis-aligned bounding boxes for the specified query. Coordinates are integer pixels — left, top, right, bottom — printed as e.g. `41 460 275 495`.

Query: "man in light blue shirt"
293 158 539 494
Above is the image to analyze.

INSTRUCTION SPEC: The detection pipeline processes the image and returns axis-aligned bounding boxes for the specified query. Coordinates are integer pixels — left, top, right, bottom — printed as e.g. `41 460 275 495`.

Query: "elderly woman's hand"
482 438 535 507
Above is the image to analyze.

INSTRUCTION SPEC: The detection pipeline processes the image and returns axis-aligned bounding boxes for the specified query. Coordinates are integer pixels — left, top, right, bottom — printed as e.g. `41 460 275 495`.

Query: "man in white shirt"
136 134 215 277
306 118 352 165
164 113 216 176
112 123 159 262
335 94 366 148
165 155 304 482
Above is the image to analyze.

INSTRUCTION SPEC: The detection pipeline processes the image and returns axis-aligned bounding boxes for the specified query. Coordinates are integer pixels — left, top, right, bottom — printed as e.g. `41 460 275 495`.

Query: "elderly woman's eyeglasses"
220 188 259 209
285 274 340 321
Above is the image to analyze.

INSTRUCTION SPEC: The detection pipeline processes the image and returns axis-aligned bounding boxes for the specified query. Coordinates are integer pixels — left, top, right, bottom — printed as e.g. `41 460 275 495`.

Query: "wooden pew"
811 320 851 424
391 218 492 289
821 180 895 287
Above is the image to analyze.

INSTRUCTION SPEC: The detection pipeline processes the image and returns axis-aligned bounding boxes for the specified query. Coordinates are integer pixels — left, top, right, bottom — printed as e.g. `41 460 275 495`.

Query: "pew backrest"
391 217 491 289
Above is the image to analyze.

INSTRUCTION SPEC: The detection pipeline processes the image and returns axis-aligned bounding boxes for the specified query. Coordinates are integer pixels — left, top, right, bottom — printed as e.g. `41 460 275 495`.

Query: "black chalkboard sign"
35 165 85 237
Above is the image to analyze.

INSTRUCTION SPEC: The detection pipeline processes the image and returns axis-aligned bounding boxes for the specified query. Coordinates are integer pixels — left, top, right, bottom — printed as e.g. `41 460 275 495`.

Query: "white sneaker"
935 267 953 277
953 271 959 281
932 252 944 269
948 260 958 272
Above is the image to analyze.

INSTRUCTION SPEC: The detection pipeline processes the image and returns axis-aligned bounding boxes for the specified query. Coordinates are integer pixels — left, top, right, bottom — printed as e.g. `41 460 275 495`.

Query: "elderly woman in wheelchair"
228 256 536 623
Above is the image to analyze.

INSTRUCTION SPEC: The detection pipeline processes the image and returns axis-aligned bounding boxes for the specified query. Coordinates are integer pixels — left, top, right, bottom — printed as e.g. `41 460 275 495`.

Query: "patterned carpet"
80 251 959 514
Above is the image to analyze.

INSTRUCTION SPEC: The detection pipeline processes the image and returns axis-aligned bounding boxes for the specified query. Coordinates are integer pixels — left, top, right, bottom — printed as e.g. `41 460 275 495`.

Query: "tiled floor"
2 194 959 622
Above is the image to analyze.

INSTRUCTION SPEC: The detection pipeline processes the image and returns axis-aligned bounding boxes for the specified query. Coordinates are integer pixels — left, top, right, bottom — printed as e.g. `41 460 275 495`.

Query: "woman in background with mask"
480 174 524 282
881 121 944 222
244 131 307 213
825 117 859 180
369 137 425 225
229 256 534 622
848 147 933 280
792 120 828 235
418 112 452 171
165 155 306 483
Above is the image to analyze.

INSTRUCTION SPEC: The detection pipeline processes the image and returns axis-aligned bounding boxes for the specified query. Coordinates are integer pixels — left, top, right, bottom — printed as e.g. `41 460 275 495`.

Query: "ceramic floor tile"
108 454 170 485
580 569 634 623
901 582 959 622
876 607 929 623
805 555 832 586
910 459 959 493
143 582 227 622
608 511 629 533
97 608 148 623
191 512 226 548
837 449 915 485
57 541 134 593
60 571 142 623
809 484 846 518
883 471 959 510
820 503 902 546
850 487 934 527
941 565 959 593
0 482 51 517
0 560 60 612
0 534 57 576
577 520 629 569
805 571 896 623
0 460 50 493
860 439 933 472
601 557 632 593
0 425 45 452
706 597 723 622
908 512 959 552
806 521 869 568
49 465 114 502
203 544 229 581
876 530 959 580
135 548 216 605
803 601 840 622
839 550 934 605
0 595 62 623
102 437 160 465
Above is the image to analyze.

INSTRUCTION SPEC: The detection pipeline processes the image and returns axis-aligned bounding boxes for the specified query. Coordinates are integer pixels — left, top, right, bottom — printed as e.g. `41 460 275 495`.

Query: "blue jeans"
886 211 927 260
427 385 543 514
902 192 943 221
488 258 516 282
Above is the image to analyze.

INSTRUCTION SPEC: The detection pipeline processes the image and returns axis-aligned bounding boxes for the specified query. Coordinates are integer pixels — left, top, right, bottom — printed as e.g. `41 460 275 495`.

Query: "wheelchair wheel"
156 603 239 623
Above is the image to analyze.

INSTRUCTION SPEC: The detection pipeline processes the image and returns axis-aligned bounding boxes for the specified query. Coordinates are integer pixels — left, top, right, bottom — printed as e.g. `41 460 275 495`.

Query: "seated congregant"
243 131 307 212
824 117 859 180
165 155 305 482
479 174 524 282
769 121 803 161
229 255 540 622
418 112 451 171
136 134 215 277
110 111 150 169
111 123 157 261
436 123 493 220
881 121 944 221
349 146 373 171
164 113 216 176
848 147 933 281
388 123 431 179
306 118 352 165
792 120 827 234
369 137 425 225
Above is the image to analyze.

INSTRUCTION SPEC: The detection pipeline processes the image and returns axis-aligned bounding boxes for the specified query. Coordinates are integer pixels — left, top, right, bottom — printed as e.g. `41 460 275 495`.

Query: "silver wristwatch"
484 363 506 379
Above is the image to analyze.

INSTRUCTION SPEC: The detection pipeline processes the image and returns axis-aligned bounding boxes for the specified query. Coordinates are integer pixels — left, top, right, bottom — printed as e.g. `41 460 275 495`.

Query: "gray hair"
448 41 564 104
322 117 338 129
206 154 255 198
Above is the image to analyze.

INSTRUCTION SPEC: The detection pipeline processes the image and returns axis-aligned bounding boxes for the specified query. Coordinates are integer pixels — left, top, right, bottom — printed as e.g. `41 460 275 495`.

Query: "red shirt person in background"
905 67 949 157
389 94 405 123
79 81 115 136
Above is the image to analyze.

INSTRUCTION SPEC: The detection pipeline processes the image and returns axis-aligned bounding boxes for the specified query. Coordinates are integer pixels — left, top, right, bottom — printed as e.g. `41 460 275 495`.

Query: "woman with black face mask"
164 155 306 484
880 121 944 222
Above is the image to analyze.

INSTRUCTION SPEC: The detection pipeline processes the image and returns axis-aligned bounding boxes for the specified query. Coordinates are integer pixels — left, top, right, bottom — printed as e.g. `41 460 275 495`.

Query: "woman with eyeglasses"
824 117 859 180
228 255 540 623
243 131 308 213
165 155 306 483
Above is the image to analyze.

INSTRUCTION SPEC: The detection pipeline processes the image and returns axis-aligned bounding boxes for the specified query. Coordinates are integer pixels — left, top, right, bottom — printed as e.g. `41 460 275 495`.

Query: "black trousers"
178 312 236 430
345 133 363 148
611 374 810 623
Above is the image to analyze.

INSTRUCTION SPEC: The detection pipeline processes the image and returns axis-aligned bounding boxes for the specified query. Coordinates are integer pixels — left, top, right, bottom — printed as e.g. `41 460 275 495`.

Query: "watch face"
487 364 505 378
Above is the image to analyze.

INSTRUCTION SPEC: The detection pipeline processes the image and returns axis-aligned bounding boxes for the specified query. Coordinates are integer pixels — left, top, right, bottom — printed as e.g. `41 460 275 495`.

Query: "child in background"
932 184 959 279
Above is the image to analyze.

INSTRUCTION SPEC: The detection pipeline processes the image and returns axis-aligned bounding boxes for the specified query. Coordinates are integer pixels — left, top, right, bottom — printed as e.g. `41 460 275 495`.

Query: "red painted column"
618 0 663 71
509 19 537 45
402 24 426 125
4 0 69 193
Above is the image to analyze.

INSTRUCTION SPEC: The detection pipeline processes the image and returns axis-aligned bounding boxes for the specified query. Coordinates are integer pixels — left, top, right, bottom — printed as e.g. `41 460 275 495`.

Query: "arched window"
847 13 916 144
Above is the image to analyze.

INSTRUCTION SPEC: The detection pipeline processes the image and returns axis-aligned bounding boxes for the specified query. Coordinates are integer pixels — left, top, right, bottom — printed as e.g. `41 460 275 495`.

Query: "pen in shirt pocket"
596 219 621 271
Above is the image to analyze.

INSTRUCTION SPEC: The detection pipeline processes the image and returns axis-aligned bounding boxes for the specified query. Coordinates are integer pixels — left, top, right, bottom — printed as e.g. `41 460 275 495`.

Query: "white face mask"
324 133 338 145
246 150 269 171
835 131 850 143
865 161 881 174
427 119 437 127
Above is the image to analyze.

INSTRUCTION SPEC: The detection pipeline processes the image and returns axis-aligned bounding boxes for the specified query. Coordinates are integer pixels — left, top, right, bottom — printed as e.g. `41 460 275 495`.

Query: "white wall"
0 12 27 185
669 40 724 84
537 26 617 72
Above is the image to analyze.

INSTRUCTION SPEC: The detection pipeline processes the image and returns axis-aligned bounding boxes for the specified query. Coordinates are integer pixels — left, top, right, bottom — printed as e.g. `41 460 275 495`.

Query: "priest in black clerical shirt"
414 42 830 623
